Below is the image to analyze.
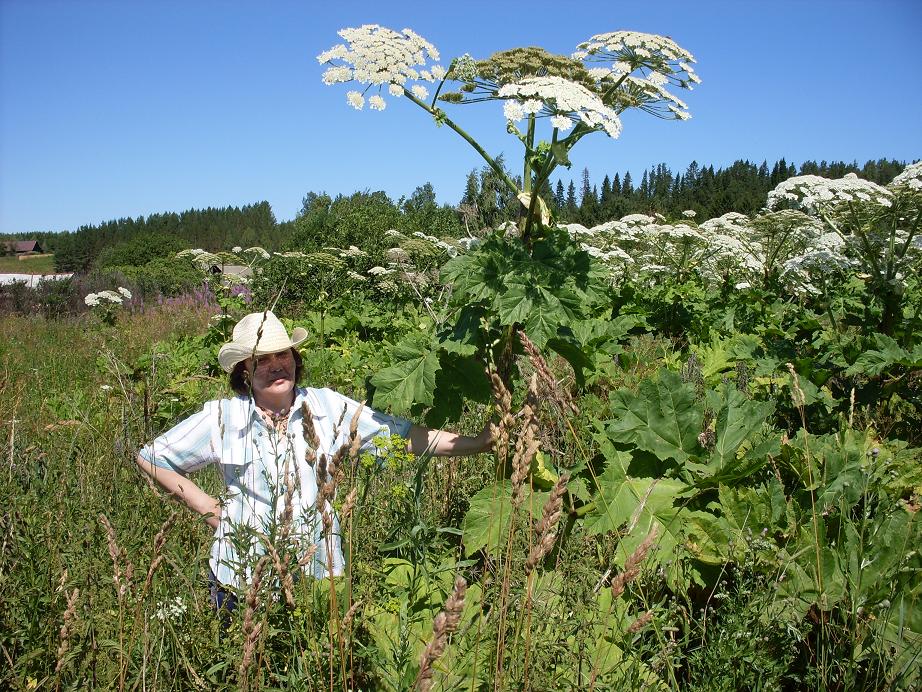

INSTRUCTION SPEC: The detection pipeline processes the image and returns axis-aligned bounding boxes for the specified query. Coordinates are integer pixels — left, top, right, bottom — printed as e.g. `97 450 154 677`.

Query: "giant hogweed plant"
319 25 699 421
767 161 922 336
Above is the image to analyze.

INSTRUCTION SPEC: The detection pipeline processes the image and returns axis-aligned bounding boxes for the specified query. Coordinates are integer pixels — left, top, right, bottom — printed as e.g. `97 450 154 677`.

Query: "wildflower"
153 596 187 622
84 293 101 307
117 286 132 299
369 94 386 110
346 90 365 109
550 114 573 130
318 24 440 109
767 173 892 214
243 246 271 259
682 209 696 218
231 246 243 253
498 76 622 138
503 100 526 121
452 53 478 82
890 161 922 191
411 84 429 100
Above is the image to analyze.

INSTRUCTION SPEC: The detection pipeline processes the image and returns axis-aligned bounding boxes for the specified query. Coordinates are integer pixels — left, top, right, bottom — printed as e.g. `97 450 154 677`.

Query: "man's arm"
406 424 492 457
136 456 222 529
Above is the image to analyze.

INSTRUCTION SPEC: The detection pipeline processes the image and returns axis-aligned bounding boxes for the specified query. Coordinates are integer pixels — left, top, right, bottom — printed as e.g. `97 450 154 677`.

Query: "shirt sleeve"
138 402 220 473
317 387 412 455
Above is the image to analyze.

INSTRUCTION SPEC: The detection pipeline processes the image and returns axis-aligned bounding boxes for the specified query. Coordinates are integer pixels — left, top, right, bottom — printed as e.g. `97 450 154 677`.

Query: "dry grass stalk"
488 368 515 467
143 511 177 594
340 487 358 522
628 609 654 634
342 599 362 630
510 375 540 508
524 473 570 575
415 576 468 692
786 362 806 409
849 386 856 428
518 330 579 415
265 541 295 608
54 587 80 674
297 543 319 568
98 513 130 597
239 556 270 682
610 525 659 600
301 401 320 465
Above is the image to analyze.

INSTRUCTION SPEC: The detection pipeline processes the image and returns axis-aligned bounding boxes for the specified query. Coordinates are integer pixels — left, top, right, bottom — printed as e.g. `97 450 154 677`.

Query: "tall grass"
1 304 918 689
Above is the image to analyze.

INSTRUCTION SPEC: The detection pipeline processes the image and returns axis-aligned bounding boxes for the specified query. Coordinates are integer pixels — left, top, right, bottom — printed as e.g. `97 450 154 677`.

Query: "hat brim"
218 327 308 373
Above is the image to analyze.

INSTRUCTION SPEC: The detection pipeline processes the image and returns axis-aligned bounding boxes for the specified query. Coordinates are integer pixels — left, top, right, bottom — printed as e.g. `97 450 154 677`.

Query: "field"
2 24 921 690
2 212 921 689
0 254 56 275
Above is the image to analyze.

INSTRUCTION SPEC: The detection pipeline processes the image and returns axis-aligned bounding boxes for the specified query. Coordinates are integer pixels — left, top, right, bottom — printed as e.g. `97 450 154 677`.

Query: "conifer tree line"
0 157 908 274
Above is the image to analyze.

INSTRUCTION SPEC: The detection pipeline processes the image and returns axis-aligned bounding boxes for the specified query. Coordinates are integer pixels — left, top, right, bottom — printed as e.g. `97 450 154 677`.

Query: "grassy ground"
1 302 918 690
0 254 57 274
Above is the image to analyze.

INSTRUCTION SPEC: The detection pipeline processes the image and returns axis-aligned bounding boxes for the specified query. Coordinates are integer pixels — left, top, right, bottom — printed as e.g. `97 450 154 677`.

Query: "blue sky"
1 0 920 234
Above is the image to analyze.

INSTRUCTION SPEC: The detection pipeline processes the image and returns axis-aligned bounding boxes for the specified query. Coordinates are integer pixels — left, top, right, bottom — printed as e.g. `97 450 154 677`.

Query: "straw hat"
217 311 308 373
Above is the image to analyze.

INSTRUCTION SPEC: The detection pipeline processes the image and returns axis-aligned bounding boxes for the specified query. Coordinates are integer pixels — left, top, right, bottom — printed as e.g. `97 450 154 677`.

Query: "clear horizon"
2 0 921 235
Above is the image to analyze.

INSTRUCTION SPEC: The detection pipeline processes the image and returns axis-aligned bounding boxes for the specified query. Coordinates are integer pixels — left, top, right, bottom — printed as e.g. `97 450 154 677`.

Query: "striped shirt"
139 387 411 587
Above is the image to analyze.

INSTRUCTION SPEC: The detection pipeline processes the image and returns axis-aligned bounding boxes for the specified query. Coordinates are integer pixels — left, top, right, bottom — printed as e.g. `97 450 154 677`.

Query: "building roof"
3 240 43 253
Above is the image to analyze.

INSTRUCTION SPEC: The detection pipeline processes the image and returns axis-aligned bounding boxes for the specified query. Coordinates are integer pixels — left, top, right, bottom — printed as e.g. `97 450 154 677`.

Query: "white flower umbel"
84 293 101 307
890 161 922 191
498 76 622 138
574 30 698 120
767 173 893 214
318 24 441 110
117 287 132 299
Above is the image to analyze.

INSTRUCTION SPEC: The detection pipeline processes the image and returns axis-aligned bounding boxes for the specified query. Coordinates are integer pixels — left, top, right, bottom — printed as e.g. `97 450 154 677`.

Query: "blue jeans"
208 569 238 627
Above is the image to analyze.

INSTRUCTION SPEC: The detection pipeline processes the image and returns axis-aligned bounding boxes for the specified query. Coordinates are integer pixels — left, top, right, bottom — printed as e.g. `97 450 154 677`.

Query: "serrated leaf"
606 370 701 466
370 339 440 414
461 481 547 557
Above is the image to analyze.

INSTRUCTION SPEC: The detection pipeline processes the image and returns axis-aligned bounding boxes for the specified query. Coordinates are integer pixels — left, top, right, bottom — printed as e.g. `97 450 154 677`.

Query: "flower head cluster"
84 289 129 307
890 161 922 191
318 24 443 110
498 76 622 138
153 596 187 622
573 31 698 120
767 173 892 214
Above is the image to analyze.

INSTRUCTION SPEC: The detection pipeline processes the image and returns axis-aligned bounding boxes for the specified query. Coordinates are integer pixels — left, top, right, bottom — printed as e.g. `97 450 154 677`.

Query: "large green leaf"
461 481 547 557
846 333 922 376
606 370 702 466
370 338 440 414
583 451 685 565
425 351 491 426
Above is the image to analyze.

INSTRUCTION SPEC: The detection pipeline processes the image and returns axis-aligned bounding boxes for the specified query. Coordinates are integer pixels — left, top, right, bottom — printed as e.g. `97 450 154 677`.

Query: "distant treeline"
0 157 909 273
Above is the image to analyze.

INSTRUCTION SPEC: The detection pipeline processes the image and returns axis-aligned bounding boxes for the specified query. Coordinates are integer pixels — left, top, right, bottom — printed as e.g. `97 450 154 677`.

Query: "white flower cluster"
890 161 922 191
573 30 699 120
177 248 221 270
338 245 368 258
498 76 622 138
153 596 187 622
318 25 443 110
411 231 459 257
84 287 131 307
767 173 893 213
458 237 482 251
556 204 850 294
243 246 271 260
